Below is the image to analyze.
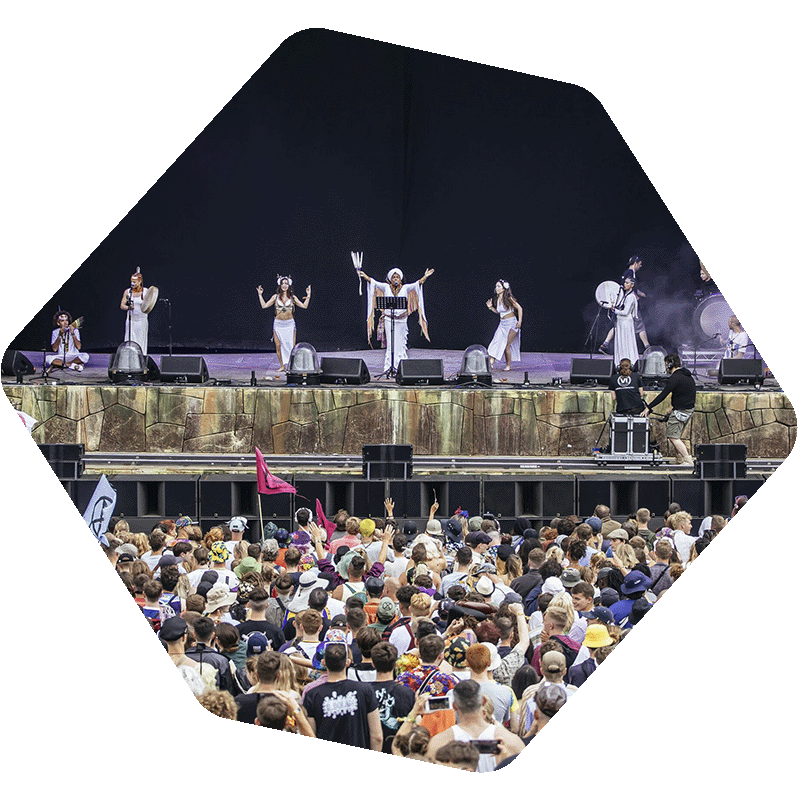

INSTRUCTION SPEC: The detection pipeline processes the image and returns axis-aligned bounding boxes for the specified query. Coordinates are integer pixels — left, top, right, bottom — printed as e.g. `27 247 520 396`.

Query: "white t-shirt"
383 555 409 579
478 680 515 724
389 622 414 656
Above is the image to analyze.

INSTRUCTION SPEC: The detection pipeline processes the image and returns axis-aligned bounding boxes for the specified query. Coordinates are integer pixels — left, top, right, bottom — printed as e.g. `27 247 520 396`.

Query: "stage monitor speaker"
144 356 160 381
396 359 444 386
362 444 413 480
570 358 613 386
718 358 763 385
320 357 370 385
159 356 209 384
2 350 35 376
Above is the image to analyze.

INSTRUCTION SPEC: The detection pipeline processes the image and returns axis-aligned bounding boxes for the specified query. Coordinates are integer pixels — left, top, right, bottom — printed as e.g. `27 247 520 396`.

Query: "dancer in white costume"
119 270 153 356
257 275 311 371
356 264 434 373
602 276 639 368
47 311 89 371
486 279 523 370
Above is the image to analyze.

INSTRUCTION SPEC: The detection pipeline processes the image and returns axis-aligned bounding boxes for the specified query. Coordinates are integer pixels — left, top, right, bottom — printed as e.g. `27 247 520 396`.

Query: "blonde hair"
203 526 225 550
276 653 301 695
197 689 238 720
617 543 639 570
546 546 564 563
410 592 432 616
667 511 692 532
547 591 575 631
132 532 149 556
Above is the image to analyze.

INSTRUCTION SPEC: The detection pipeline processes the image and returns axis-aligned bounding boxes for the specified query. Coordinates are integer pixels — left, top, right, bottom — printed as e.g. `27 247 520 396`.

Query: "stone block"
532 392 554 417
84 411 104 451
428 402 464 456
242 388 257 415
714 408 733 436
559 422 605 455
157 392 204 426
733 423 790 458
333 390 358 409
38 415 78 445
484 413 520 455
289 403 315 425
546 412 606 429
253 389 273 446
100 387 118 408
750 409 762 426
387 400 427 453
742 411 755 430
318 407 349 453
696 393 722 413
117 386 147 415
473 415 487 454
746 393 770 410
184 428 252 453
576 392 598 413
460 408 474 455
99 403 146 451
298 423 319 454
706 412 721 441
269 390 293 424
56 387 86 420
518 398 537 457
146 423 185 452
536 421 560 455
312 389 336 414
722 394 747 412
775 409 797 426
726 410 744 434
145 388 160 428
552 392 579 414
203 388 238 416
185 414 237 439
271 421 302 453
38 400 56 422
87 387 105 415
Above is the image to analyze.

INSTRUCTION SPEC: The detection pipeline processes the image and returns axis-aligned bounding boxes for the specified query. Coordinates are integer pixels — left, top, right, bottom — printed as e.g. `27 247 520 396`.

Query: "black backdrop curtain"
11 29 697 355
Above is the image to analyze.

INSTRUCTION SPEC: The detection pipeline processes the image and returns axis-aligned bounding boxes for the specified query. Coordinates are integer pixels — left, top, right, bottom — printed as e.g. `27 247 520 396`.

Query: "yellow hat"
584 624 613 649
359 518 376 537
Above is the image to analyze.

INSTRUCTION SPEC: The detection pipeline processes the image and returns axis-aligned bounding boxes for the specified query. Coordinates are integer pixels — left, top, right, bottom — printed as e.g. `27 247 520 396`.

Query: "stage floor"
5 348 775 390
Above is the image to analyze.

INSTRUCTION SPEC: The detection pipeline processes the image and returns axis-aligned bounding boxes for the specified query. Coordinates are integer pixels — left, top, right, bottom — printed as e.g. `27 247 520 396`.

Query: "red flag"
315 497 336 538
255 448 297 495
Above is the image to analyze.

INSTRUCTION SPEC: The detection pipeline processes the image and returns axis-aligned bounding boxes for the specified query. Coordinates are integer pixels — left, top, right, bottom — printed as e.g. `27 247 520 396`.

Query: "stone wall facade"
3 385 795 458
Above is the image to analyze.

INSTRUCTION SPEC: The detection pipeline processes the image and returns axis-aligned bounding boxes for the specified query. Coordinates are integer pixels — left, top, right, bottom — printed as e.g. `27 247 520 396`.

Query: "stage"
3 348 793 460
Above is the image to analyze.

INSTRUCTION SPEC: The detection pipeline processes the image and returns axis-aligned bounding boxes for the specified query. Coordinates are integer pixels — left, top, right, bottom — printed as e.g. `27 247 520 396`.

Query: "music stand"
376 296 407 379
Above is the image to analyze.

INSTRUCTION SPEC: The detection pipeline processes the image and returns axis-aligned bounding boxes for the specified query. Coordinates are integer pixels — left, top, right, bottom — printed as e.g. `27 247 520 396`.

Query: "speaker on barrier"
1 350 36 377
321 357 370 385
39 443 85 479
693 443 747 479
718 358 763 385
362 444 413 480
159 356 209 384
396 359 445 386
569 358 613 386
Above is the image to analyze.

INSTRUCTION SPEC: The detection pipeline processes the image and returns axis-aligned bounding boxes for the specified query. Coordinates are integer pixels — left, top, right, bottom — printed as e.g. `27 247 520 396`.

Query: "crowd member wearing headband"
47 311 89 372
119 269 152 355
356 264 435 374
256 275 311 371
485 280 523 371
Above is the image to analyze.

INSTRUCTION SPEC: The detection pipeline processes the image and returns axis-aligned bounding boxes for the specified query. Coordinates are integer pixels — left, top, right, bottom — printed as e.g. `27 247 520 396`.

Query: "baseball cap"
541 650 566 675
534 683 568 717
159 616 188 641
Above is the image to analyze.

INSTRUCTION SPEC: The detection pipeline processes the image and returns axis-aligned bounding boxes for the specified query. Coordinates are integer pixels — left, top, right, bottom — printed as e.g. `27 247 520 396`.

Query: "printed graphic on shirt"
375 687 398 730
322 690 359 719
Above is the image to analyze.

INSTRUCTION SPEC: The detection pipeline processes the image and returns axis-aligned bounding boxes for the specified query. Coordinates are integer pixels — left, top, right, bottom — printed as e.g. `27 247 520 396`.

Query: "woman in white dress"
119 270 150 355
608 276 639 368
257 276 311 371
47 311 89 371
486 280 523 370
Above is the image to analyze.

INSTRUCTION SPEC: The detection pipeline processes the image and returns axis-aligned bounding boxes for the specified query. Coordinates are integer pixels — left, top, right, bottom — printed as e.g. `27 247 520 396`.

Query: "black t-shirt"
236 619 286 651
234 691 276 725
511 569 542 600
610 372 645 413
303 679 379 749
370 680 416 753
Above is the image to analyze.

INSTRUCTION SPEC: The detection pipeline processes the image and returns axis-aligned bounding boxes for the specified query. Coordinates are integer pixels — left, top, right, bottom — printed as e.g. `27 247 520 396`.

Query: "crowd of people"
101 495 741 771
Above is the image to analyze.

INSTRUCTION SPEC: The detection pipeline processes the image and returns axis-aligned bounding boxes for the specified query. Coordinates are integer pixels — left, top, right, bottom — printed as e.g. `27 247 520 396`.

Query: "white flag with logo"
82 474 117 546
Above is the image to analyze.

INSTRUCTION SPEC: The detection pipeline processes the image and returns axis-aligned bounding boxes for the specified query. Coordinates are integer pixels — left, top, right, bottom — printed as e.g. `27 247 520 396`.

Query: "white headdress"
277 275 293 287
387 268 404 282
499 279 510 289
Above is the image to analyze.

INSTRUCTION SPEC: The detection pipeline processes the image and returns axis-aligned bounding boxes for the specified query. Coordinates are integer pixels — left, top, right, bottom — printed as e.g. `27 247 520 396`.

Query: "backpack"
342 582 368 605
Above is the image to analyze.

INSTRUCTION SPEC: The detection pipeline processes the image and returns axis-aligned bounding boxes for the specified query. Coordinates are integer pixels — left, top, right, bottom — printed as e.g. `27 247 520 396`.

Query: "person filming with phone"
427 680 525 772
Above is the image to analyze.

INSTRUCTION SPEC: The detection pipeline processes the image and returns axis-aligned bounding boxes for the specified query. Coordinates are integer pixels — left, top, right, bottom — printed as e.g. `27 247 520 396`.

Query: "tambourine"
141 286 159 314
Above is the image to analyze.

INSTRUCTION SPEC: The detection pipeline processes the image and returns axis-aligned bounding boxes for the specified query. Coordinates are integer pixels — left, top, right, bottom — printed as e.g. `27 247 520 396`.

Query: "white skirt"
273 317 296 366
487 316 521 363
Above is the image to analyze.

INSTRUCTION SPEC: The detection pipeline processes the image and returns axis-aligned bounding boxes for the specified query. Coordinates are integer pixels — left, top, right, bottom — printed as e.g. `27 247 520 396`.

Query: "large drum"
141 286 159 314
595 280 621 307
693 292 734 340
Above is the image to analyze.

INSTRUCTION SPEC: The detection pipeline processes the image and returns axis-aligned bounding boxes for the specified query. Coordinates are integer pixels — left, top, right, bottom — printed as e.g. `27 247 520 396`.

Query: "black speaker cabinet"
159 356 209 383
396 359 444 386
2 350 35 376
39 443 85 479
320 357 370 385
570 358 613 386
718 359 764 385
694 443 748 479
362 444 413 480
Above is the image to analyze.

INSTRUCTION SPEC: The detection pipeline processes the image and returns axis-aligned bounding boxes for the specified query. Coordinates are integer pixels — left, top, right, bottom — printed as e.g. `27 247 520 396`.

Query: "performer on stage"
47 311 88 372
119 269 152 356
599 255 650 354
257 276 311 371
601 276 639 368
485 279 523 371
356 265 434 373
725 315 750 359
